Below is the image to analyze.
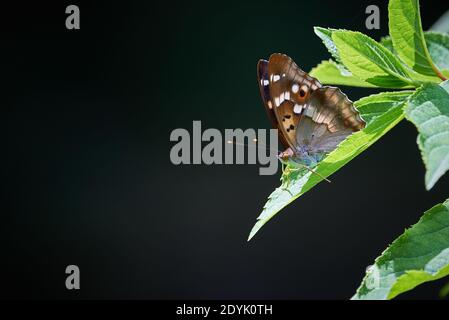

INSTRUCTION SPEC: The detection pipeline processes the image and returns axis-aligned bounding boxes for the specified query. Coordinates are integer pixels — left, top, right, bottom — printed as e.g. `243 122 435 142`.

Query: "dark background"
2 0 449 299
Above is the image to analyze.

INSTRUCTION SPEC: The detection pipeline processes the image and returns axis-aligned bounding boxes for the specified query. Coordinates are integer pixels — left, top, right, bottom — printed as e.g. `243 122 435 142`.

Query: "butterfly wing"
257 53 365 161
257 59 290 148
265 53 322 151
295 86 365 155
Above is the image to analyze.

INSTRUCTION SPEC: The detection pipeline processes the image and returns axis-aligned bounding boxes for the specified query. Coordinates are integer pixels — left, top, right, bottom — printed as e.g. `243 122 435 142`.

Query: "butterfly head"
278 147 294 163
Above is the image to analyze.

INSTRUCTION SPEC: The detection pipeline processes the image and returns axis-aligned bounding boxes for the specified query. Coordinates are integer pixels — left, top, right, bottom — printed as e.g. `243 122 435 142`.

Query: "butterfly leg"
281 165 301 196
281 162 287 178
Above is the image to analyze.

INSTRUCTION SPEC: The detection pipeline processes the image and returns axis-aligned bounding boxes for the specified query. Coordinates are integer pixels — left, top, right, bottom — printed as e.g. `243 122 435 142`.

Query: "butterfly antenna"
226 139 280 153
252 138 282 153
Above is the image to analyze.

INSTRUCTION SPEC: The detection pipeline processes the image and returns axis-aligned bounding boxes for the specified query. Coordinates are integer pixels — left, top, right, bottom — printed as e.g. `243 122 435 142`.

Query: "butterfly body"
257 53 365 169
277 146 323 169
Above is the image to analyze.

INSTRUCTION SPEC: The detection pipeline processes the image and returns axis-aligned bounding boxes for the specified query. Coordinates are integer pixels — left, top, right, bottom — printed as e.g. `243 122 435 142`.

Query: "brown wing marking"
267 53 322 150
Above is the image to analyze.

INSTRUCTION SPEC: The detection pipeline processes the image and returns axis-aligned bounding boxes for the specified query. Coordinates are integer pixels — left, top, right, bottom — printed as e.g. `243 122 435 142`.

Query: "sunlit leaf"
405 80 449 189
382 32 449 79
389 0 444 78
309 60 377 88
332 30 416 87
353 199 449 300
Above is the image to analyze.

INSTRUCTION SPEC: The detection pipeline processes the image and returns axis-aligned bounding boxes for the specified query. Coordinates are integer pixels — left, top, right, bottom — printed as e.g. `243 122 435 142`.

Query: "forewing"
267 53 322 150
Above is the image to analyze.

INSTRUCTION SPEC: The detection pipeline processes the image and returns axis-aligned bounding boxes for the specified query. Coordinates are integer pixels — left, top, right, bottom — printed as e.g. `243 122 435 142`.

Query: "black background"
2 0 449 299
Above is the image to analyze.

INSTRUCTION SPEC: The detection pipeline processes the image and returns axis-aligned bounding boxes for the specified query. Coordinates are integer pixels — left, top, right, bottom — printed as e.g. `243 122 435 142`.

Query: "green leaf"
352 199 449 300
380 36 394 53
425 32 449 72
315 28 416 88
309 60 377 88
314 27 343 64
248 91 412 241
388 0 444 78
332 30 416 88
382 32 449 78
313 27 402 88
405 81 449 190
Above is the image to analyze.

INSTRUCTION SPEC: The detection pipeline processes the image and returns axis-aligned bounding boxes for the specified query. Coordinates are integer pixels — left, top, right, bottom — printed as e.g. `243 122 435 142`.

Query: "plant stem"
432 63 448 81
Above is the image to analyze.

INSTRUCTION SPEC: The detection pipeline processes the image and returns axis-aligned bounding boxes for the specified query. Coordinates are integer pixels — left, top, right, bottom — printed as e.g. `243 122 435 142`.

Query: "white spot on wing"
273 75 280 82
284 91 290 101
292 84 299 93
293 104 302 114
279 93 285 104
263 79 269 86
267 101 273 109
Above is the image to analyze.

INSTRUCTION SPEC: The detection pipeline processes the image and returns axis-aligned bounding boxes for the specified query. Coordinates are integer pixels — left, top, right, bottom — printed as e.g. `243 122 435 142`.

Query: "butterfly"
257 53 365 172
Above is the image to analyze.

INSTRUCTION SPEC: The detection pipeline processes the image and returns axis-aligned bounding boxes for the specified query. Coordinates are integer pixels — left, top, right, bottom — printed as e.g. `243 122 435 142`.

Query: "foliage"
249 0 449 299
353 199 449 300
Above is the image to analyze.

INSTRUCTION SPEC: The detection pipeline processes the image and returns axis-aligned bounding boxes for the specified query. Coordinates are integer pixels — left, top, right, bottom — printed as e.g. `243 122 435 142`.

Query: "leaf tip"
425 179 436 191
313 26 328 37
247 220 265 241
425 167 447 191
